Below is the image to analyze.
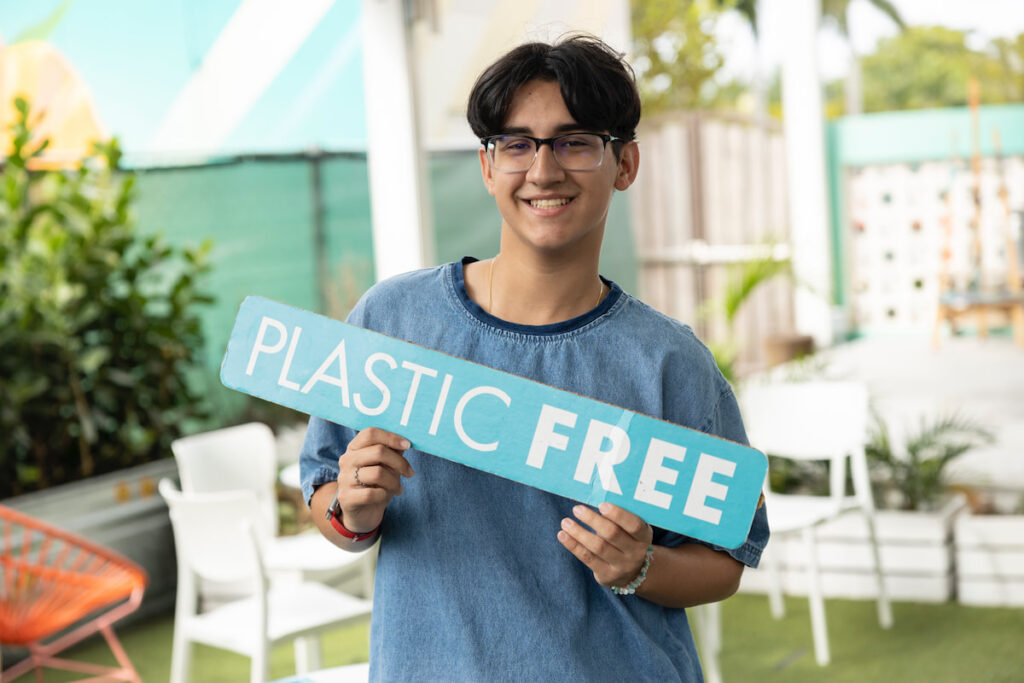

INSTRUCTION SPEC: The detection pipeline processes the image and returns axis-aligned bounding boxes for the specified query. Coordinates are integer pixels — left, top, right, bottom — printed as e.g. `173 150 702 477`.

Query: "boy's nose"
527 143 566 184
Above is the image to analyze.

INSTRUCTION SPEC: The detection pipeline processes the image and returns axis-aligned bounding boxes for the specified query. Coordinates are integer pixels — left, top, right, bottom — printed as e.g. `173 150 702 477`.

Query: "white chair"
692 602 722 683
159 479 373 683
171 423 375 603
740 381 893 665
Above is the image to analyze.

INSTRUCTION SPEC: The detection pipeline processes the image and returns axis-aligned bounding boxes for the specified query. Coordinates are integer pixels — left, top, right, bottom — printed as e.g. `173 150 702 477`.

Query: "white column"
361 0 434 282
780 0 834 348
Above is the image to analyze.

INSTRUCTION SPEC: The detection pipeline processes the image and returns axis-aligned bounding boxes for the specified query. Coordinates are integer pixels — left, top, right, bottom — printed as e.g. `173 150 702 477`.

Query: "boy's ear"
479 148 496 196
614 141 640 191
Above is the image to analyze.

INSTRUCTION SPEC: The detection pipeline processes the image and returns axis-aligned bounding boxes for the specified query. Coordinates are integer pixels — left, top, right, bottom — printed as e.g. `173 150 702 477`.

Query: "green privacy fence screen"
133 151 636 424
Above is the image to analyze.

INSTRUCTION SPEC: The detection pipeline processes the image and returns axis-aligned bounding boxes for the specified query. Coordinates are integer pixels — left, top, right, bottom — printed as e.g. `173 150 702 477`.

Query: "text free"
248 315 738 526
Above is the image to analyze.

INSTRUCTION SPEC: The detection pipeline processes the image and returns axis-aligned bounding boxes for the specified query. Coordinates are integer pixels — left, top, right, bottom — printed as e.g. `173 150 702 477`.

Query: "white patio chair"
159 479 373 683
740 380 893 665
692 602 722 683
171 422 375 604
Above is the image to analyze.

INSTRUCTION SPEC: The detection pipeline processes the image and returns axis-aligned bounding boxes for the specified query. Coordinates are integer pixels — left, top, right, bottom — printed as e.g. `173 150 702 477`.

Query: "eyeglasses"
480 132 622 172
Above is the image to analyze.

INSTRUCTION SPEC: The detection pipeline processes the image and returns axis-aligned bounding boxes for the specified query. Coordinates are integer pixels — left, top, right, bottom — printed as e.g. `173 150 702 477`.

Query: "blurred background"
2 0 1023 680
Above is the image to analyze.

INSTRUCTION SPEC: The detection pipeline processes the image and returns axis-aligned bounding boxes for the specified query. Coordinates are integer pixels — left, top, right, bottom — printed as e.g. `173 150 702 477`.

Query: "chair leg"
251 645 269 683
361 550 377 599
765 548 786 619
698 602 723 683
864 512 894 628
803 526 830 666
99 624 142 682
294 636 322 673
169 625 191 683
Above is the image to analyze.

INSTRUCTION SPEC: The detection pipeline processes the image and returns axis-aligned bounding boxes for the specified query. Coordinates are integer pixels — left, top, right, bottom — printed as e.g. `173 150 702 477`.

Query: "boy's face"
478 79 638 258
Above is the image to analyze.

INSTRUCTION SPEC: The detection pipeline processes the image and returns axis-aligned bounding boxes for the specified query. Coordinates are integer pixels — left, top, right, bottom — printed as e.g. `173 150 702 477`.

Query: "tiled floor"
805 334 1024 500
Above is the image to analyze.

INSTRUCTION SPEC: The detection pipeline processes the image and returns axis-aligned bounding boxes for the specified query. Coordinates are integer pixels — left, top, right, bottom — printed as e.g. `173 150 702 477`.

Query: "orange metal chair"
0 504 147 682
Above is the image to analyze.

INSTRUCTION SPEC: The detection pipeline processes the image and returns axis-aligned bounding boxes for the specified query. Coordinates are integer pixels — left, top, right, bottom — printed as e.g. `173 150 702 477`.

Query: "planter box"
740 499 962 603
3 458 180 621
955 513 1024 607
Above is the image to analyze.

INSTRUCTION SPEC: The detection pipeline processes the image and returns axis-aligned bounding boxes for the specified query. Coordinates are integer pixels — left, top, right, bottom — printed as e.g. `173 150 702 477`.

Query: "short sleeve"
299 416 359 507
298 298 371 507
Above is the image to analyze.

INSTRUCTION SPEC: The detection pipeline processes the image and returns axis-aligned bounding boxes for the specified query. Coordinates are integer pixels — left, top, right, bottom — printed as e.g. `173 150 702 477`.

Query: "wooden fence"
629 111 798 376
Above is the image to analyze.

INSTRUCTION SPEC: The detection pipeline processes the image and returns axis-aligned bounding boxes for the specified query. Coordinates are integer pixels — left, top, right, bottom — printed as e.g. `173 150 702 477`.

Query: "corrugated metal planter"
3 458 180 621
955 513 1024 607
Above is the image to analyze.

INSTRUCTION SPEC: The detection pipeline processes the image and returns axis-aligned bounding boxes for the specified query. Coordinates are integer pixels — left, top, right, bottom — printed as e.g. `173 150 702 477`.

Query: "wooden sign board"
221 297 767 548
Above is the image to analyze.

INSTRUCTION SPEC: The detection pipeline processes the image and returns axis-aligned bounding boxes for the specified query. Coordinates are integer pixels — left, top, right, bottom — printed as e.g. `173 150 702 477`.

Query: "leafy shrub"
866 412 994 511
0 97 212 496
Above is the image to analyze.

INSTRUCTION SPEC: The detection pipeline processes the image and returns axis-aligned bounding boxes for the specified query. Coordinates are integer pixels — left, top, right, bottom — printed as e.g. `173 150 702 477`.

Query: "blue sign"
221 297 767 548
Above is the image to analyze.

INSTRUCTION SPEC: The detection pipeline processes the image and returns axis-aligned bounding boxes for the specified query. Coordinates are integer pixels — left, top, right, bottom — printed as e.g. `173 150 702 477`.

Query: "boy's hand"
558 503 653 588
334 427 414 534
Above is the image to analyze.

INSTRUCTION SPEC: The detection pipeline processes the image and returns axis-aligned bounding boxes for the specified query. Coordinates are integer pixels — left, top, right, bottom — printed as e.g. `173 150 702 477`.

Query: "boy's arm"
636 544 744 608
307 426 414 552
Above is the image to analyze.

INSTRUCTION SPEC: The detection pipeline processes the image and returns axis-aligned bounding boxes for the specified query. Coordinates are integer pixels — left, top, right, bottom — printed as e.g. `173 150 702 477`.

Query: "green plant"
704 248 792 383
866 412 994 511
631 0 728 114
0 97 213 497
766 455 830 496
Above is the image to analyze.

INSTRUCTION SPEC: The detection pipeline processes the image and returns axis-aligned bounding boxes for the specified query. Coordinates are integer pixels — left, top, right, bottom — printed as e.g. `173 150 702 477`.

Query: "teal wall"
133 151 636 423
826 104 1024 307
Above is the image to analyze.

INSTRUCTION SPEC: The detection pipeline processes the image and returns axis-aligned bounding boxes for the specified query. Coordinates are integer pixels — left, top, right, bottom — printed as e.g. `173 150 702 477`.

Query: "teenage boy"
301 34 769 681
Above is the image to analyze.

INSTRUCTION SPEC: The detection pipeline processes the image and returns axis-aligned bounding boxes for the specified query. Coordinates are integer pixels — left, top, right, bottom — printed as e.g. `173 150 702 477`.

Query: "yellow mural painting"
0 38 106 168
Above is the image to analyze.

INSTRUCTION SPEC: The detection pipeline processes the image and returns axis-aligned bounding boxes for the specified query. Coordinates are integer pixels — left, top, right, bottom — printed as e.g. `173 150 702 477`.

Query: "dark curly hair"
466 33 641 146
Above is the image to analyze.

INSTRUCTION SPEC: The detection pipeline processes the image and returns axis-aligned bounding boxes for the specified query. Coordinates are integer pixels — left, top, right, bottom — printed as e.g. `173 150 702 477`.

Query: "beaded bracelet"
611 546 655 595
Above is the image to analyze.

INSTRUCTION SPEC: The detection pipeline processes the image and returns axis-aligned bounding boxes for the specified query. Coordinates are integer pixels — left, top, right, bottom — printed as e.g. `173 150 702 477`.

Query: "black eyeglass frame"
479 132 625 172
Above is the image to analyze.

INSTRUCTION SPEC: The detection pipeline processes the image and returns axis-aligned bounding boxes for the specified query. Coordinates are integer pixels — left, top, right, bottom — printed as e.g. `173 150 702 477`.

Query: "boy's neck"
468 244 606 326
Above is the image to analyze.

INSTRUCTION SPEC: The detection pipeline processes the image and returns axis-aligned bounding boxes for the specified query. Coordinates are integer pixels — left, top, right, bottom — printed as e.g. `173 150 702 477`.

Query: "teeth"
530 198 571 209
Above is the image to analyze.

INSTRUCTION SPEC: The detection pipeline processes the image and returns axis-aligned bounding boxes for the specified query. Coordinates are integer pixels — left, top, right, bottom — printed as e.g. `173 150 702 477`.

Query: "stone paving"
799 334 1024 503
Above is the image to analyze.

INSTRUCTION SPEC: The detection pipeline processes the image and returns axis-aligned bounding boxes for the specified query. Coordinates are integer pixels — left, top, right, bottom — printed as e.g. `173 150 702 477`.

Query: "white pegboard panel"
846 157 1024 334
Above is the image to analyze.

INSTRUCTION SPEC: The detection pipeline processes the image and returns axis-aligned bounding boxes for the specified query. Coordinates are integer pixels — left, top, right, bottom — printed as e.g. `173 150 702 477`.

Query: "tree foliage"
820 0 904 38
631 0 730 114
829 27 1024 114
866 412 994 511
0 98 213 497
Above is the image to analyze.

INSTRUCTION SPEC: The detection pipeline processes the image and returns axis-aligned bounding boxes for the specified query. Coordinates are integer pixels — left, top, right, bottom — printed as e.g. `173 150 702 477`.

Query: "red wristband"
326 498 380 541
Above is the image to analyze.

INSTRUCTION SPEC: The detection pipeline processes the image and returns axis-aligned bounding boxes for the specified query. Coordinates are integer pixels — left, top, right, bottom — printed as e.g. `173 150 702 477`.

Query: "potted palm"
852 413 993 602
953 486 1024 607
703 246 797 383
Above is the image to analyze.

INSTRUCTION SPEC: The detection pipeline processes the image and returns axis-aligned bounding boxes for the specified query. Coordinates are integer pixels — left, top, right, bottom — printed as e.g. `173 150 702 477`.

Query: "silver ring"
354 466 366 487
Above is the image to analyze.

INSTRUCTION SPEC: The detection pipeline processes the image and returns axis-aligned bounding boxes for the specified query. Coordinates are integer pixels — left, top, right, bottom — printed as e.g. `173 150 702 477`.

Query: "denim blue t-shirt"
301 258 769 682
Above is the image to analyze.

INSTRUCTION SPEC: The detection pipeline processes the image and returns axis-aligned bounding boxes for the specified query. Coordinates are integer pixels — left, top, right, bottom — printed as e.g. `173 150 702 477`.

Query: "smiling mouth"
527 197 573 209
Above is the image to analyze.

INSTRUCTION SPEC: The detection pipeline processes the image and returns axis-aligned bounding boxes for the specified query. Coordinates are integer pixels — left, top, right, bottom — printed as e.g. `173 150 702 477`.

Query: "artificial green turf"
6 617 369 683
718 593 1024 682
9 595 1024 681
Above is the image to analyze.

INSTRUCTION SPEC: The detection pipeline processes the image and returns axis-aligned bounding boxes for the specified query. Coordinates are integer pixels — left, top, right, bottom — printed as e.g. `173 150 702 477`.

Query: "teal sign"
221 297 767 548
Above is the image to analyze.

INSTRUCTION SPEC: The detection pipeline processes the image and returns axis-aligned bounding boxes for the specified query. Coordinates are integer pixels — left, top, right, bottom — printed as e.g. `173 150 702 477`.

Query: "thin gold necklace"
487 255 605 316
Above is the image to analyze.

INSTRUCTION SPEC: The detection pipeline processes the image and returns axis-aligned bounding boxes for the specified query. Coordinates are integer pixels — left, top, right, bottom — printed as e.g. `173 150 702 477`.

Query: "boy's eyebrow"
500 123 589 135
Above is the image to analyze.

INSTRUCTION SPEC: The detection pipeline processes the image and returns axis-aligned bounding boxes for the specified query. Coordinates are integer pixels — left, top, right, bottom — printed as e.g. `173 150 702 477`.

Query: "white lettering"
428 373 453 436
299 339 350 406
683 453 736 525
353 352 397 416
526 404 578 469
453 386 511 452
399 361 438 427
277 326 303 390
246 316 288 375
634 438 687 510
573 419 630 494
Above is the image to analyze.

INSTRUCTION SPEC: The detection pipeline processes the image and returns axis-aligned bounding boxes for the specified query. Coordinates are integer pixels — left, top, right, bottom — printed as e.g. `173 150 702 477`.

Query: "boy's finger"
597 503 651 541
352 427 411 452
